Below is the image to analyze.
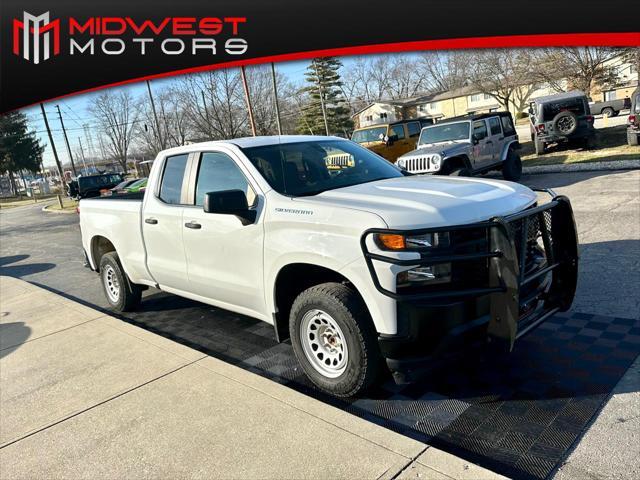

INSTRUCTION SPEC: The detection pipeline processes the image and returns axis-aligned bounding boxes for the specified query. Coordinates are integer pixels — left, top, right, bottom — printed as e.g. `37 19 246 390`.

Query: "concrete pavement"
0 276 506 480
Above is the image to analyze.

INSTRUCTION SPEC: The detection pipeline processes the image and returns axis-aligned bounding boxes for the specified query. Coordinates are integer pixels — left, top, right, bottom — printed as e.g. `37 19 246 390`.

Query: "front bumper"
361 189 579 383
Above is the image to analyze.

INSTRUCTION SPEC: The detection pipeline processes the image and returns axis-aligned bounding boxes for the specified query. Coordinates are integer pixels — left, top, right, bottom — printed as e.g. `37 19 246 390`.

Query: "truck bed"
79 194 151 284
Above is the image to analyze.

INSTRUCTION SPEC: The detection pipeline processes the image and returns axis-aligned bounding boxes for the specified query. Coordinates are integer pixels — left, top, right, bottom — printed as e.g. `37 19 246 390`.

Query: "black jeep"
529 91 595 155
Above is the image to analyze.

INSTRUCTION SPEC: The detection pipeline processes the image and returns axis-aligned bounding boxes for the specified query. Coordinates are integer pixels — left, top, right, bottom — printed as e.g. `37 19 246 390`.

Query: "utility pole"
146 80 165 149
40 103 66 186
271 63 283 135
200 90 211 126
240 65 257 136
312 59 330 136
77 137 88 172
55 105 78 177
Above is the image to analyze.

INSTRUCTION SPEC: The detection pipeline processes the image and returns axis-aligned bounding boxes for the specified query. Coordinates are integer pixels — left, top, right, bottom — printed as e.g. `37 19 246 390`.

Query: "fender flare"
442 154 472 171
500 140 520 161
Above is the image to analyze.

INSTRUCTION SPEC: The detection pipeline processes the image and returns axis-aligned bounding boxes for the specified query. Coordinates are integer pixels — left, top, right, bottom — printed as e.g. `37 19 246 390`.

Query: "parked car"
75 173 124 199
124 177 147 193
105 178 140 196
351 118 434 162
396 112 522 181
529 91 595 155
627 88 640 146
589 96 631 118
79 136 578 397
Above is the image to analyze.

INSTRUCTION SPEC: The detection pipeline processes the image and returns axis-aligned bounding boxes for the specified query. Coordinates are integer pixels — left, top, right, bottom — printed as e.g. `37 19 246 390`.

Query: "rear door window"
390 125 405 139
500 115 516 136
159 154 189 204
488 117 502 136
407 122 421 137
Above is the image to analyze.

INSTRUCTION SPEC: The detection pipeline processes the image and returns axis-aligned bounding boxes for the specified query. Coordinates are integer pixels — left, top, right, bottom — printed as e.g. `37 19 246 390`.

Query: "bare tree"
341 55 430 111
533 47 622 94
89 90 138 173
467 49 538 115
419 51 470 92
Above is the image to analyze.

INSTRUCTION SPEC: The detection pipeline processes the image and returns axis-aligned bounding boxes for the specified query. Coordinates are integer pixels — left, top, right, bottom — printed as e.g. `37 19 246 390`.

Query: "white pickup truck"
79 135 578 397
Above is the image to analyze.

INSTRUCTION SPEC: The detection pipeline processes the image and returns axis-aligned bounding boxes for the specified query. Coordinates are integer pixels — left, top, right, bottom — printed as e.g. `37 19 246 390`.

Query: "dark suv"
529 91 595 155
627 87 639 146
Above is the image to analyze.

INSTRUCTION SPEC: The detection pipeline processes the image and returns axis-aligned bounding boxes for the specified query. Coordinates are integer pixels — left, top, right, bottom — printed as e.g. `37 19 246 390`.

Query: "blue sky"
25 59 317 168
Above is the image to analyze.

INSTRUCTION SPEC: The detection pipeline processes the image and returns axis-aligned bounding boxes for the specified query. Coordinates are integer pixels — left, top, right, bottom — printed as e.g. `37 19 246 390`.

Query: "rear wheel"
100 252 142 312
289 282 382 397
502 150 522 182
602 107 615 118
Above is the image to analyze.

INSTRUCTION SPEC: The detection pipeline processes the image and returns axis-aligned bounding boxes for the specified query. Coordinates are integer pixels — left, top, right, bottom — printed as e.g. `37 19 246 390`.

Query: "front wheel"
100 252 142 312
502 150 523 182
289 283 382 397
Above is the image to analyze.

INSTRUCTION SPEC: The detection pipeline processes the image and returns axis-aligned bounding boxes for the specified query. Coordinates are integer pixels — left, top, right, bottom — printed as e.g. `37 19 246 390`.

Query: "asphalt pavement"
1 169 639 479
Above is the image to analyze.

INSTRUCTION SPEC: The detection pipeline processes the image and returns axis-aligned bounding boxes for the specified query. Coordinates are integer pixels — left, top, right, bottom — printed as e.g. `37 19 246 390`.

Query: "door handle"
184 221 201 229
486 140 493 144
145 218 158 225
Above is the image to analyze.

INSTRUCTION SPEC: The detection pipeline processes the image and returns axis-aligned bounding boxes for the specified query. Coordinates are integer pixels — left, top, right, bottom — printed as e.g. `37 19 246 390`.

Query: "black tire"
628 131 639 146
552 111 578 136
289 282 382 397
602 107 615 118
534 137 546 156
502 150 522 182
99 252 142 312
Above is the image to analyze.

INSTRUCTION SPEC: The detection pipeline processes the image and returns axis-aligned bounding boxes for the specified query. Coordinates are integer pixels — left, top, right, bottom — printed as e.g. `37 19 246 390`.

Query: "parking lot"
1 169 639 479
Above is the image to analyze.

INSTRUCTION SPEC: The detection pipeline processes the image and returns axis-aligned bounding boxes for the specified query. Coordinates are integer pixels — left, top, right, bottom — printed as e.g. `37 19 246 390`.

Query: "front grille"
402 154 438 173
507 210 554 278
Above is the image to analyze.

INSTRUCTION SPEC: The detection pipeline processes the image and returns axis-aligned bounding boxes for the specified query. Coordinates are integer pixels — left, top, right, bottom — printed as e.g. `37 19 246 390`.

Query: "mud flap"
487 219 519 351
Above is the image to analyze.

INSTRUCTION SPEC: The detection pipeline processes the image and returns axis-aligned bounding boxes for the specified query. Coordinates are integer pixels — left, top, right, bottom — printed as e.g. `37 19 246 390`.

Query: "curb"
42 204 77 214
523 159 640 175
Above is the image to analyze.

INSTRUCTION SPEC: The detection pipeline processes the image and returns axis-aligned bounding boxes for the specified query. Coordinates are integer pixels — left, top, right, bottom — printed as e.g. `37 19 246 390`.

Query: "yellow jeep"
351 118 434 163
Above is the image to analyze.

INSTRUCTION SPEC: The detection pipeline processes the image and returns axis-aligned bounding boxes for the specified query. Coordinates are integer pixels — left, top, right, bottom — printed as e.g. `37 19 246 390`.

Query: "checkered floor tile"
119 292 640 480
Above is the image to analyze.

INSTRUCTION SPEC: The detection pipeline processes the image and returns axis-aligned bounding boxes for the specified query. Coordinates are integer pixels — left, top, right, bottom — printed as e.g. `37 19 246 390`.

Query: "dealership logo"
12 11 247 64
13 12 61 64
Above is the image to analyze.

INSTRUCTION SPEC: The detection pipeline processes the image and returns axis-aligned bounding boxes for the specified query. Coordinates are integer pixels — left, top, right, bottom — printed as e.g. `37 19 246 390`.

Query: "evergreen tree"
0 111 44 195
297 57 353 136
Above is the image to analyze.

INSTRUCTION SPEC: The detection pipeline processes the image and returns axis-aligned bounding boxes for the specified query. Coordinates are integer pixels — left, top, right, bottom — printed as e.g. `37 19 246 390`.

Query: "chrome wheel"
300 309 348 378
103 264 120 303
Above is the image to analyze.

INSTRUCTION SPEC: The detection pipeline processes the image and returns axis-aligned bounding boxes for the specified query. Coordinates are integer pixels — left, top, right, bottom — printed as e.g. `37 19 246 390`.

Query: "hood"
399 141 470 159
295 176 537 229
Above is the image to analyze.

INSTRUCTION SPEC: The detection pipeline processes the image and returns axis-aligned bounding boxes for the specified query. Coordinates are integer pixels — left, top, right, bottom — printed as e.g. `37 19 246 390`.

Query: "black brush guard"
360 189 579 350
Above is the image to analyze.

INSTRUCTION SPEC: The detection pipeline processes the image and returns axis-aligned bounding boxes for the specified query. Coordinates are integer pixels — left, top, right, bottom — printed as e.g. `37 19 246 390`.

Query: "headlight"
397 264 452 287
375 232 450 250
396 158 406 169
431 154 442 170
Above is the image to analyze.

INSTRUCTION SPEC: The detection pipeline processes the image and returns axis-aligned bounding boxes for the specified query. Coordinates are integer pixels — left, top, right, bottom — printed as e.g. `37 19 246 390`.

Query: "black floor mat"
119 292 639 480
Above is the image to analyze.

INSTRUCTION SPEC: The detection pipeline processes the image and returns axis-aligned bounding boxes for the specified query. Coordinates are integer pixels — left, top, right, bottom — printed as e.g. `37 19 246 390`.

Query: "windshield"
242 140 403 196
351 126 386 143
78 174 122 189
418 122 470 145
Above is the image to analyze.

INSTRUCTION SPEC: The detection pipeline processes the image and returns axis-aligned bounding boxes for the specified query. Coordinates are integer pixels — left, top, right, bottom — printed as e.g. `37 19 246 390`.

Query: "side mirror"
471 134 480 145
203 190 256 225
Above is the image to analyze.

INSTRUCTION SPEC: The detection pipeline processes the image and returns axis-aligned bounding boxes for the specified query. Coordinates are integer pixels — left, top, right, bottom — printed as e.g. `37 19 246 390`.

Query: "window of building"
484 93 493 100
159 153 189 204
380 113 388 120
470 93 482 102
365 115 373 122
